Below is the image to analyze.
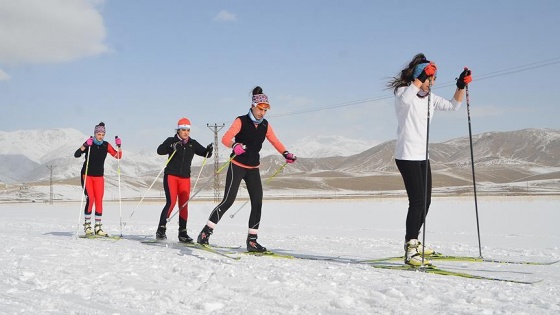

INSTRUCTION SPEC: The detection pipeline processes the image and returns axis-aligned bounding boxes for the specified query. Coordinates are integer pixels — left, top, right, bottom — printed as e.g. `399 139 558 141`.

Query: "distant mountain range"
0 128 376 184
259 128 560 195
1 128 559 199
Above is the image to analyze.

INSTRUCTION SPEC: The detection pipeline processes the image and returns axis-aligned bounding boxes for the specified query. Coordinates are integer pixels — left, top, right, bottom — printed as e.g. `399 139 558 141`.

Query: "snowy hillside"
259 135 378 158
0 129 374 184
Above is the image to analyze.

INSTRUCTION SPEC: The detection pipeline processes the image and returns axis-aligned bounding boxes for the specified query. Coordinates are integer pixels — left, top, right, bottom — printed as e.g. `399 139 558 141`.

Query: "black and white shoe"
404 239 431 266
178 229 193 243
156 225 167 240
83 221 93 236
197 225 213 245
94 223 108 237
247 234 267 253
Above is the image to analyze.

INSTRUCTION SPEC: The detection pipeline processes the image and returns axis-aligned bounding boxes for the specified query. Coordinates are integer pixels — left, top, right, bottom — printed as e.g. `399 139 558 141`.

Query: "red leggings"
159 174 191 228
82 175 105 218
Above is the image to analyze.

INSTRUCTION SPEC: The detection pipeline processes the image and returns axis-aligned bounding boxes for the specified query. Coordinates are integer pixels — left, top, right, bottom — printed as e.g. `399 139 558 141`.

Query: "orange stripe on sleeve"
266 124 286 154
221 118 242 148
108 143 122 159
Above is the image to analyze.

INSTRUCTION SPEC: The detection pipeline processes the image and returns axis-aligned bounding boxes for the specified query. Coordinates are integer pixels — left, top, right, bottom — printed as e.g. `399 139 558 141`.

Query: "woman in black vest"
197 86 297 252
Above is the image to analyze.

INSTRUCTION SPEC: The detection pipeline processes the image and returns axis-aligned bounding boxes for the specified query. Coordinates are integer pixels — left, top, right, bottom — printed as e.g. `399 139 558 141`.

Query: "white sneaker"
404 239 432 266
94 223 108 237
83 222 93 236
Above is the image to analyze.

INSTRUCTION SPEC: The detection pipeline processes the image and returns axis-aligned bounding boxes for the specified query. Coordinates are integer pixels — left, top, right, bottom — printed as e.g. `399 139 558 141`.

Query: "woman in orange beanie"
155 117 213 242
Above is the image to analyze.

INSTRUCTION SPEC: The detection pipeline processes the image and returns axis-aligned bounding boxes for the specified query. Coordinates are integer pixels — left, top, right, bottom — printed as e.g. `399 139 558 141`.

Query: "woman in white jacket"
387 53 472 266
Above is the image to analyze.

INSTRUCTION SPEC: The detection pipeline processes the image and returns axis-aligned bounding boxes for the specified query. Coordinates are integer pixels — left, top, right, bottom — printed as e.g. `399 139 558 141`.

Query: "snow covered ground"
1 196 559 314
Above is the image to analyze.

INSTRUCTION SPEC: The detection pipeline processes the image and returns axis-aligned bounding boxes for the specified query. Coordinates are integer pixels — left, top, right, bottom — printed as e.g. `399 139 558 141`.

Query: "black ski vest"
233 114 268 167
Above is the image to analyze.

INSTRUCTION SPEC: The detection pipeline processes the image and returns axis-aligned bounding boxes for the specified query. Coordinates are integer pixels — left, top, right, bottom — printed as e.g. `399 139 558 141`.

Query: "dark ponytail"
386 53 428 94
252 86 263 95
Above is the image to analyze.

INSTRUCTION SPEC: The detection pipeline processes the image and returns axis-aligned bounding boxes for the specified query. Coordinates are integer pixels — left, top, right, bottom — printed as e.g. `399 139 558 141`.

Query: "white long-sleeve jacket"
394 84 462 161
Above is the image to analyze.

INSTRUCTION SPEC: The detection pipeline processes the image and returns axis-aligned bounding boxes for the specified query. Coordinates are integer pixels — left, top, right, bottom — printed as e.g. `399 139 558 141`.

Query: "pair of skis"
251 250 553 284
79 234 121 241
141 239 242 260
136 238 554 284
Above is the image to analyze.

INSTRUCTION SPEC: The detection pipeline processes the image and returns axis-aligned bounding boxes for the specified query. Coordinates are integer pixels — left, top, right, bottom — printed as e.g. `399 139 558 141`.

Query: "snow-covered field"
1 196 559 314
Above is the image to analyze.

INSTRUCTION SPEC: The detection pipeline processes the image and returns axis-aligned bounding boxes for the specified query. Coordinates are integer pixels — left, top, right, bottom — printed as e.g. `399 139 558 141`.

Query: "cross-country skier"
197 86 297 252
75 122 122 236
155 117 213 243
386 53 472 266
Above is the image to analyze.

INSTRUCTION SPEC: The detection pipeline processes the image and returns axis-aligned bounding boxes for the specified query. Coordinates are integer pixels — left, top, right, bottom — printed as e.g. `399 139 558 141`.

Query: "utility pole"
207 123 225 202
46 165 55 204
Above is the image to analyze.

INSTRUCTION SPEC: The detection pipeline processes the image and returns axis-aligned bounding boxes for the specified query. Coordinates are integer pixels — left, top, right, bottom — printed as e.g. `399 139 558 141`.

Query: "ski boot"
83 221 93 236
197 225 213 245
417 241 435 256
247 234 267 253
178 228 193 243
94 223 108 237
156 225 167 240
404 239 431 266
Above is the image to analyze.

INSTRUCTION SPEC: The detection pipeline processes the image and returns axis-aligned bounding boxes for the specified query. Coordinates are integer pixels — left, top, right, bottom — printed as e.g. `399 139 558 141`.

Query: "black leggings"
207 163 263 230
395 159 432 241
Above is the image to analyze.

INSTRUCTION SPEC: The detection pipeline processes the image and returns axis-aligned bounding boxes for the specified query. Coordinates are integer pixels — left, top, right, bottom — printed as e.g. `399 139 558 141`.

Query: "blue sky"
1 0 559 152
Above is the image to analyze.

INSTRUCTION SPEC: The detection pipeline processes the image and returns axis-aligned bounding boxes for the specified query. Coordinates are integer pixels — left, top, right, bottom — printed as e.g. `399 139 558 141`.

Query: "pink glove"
83 137 93 147
283 151 297 163
115 136 122 147
233 143 246 156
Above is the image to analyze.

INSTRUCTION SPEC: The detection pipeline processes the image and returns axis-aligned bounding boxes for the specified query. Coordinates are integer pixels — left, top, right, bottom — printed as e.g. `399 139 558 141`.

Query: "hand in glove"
115 136 122 147
416 62 437 83
83 137 93 147
282 151 297 164
206 143 213 158
233 143 246 156
456 67 472 90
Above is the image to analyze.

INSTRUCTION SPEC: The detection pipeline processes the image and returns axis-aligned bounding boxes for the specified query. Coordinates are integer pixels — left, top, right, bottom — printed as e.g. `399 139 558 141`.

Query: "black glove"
206 143 213 158
416 62 437 83
456 67 472 90
282 151 297 163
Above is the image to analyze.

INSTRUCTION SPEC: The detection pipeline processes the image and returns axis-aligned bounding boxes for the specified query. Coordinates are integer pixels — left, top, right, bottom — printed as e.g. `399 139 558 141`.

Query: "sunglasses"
256 103 270 110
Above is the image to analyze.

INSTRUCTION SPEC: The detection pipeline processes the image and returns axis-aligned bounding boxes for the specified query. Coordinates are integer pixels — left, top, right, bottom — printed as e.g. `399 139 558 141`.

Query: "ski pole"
75 141 92 238
167 154 235 222
230 161 289 219
420 78 433 268
115 136 123 237
466 84 483 258
127 149 177 221
192 153 209 194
